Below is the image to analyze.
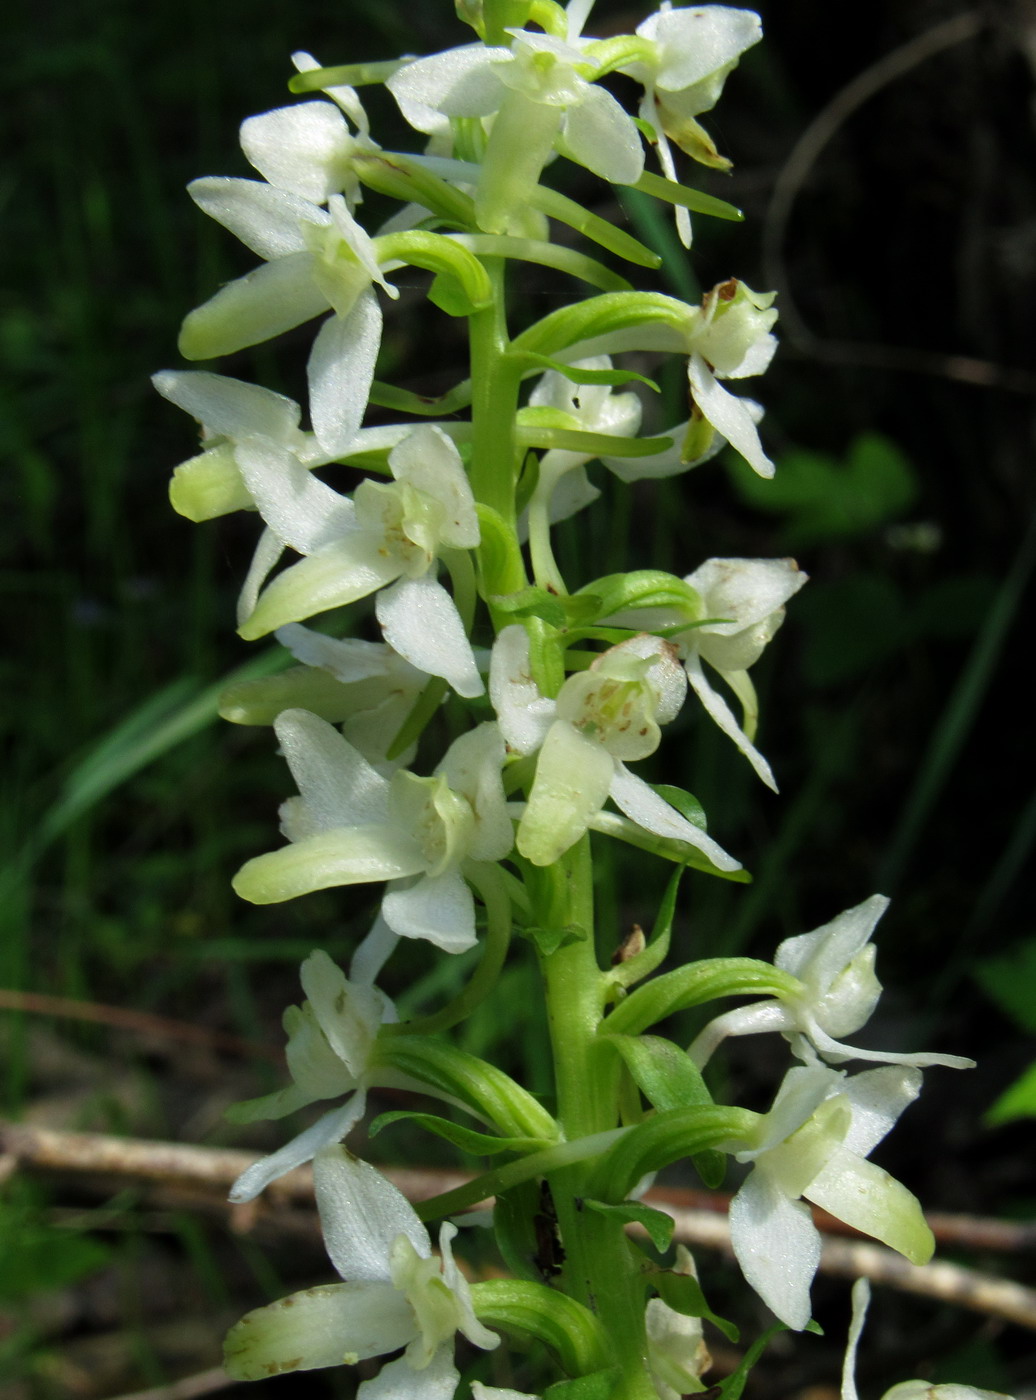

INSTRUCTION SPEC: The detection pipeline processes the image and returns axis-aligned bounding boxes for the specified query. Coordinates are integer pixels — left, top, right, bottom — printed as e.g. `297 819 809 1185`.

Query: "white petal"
292 52 371 133
360 1348 458 1400
688 353 775 479
234 437 355 554
804 1145 934 1263
233 826 427 904
687 557 807 633
277 624 399 682
315 1146 431 1282
188 177 321 259
224 1280 416 1378
376 575 484 697
228 1096 367 1203
387 45 509 131
152 369 301 443
728 1169 819 1330
178 253 330 360
607 764 742 871
488 625 556 755
301 949 387 1070
275 710 390 829
437 1223 500 1350
841 1066 923 1156
562 86 644 184
237 527 284 628
637 8 762 94
687 1001 797 1069
389 425 480 548
437 724 513 863
308 290 382 456
684 652 777 790
241 102 355 203
382 870 478 953
240 533 406 639
350 912 400 985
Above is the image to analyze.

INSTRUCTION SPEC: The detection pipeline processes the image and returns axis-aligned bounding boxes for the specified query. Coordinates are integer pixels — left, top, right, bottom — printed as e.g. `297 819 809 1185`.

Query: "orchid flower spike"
727 1064 934 1330
490 627 740 872
843 1280 1016 1400
235 423 484 698
690 894 976 1071
232 710 513 953
226 950 398 1202
224 1147 498 1383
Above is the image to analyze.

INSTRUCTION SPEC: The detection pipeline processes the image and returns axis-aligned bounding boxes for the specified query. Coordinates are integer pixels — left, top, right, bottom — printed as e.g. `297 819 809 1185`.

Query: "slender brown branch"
0 987 281 1062
761 10 1036 394
107 1368 235 1400
4 1120 1033 1331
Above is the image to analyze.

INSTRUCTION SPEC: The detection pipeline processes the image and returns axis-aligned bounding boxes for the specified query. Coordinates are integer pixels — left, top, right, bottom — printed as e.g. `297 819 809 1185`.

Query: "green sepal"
375 1034 559 1142
544 1371 621 1400
353 151 477 228
369 1109 548 1157
651 783 707 832
628 170 744 222
468 1279 612 1376
492 586 601 630
608 864 684 990
511 351 659 394
531 185 661 269
367 378 473 418
577 569 700 621
493 1180 550 1283
523 922 590 956
170 444 252 522
586 811 752 881
512 291 691 360
287 59 408 92
220 663 367 726
583 1199 674 1254
586 1105 755 1203
603 958 803 1037
476 503 527 598
603 1033 725 1189
373 230 494 312
651 1268 738 1343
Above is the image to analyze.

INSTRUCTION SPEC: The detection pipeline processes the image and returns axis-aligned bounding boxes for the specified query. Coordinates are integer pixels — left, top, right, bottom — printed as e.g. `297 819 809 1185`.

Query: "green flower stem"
527 837 660 1400
380 862 513 1038
468 258 526 533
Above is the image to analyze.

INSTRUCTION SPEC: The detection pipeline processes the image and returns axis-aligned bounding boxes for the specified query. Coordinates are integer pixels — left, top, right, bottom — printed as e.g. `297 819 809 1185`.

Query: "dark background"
2 1 1033 1395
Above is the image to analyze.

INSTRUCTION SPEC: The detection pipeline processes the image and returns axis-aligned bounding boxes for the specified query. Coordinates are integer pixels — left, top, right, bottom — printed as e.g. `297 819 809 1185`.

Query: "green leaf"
975 938 1036 1032
510 350 659 393
532 183 661 269
369 1110 547 1156
986 1060 1036 1125
584 1198 674 1253
523 922 590 956
604 1033 726 1188
0 1206 111 1301
367 379 473 417
715 1322 791 1399
609 864 684 989
628 170 744 222
728 432 919 546
470 1278 612 1375
651 783 708 831
652 1267 739 1342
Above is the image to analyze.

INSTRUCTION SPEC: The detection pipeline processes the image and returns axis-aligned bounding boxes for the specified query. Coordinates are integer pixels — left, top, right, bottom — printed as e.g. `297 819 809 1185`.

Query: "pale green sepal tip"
219 666 366 726
232 827 425 904
169 445 252 522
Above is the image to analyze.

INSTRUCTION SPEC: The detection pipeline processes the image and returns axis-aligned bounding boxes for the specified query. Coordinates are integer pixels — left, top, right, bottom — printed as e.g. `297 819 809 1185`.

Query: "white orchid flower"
690 895 976 1071
232 710 513 953
624 6 763 244
727 1064 934 1331
236 423 484 699
227 950 399 1202
490 627 739 871
178 175 395 456
387 29 643 233
843 1280 1015 1400
646 1246 711 1399
680 556 806 789
224 1147 498 1383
